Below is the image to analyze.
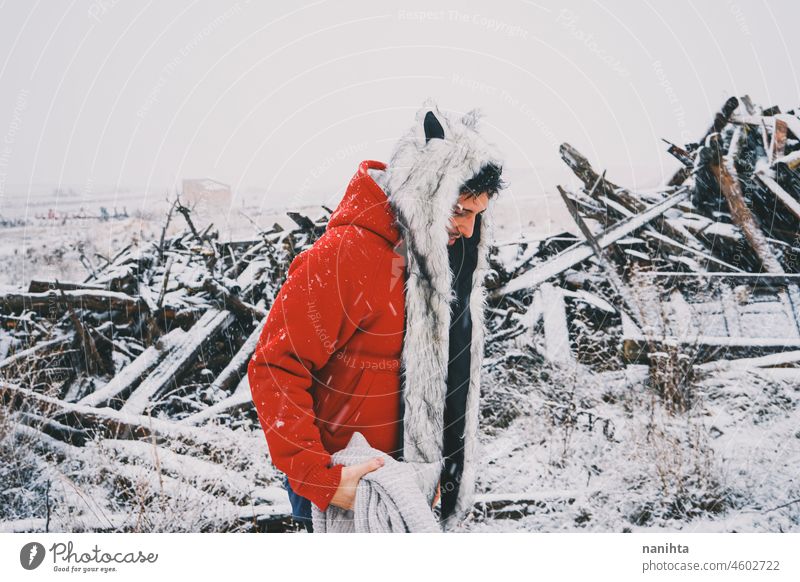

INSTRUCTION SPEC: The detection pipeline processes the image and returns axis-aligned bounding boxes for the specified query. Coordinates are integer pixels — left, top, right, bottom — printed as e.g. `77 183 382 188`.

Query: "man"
247 100 504 532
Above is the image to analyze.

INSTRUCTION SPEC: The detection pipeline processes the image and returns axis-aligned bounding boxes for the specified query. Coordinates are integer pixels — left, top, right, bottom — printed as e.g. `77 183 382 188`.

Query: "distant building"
181 178 232 225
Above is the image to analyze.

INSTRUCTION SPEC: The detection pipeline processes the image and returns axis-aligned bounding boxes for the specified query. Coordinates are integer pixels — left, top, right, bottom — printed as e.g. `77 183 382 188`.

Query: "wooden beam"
757 173 800 221
0 289 146 317
632 272 800 282
492 189 690 299
558 185 646 329
622 334 800 364
121 309 235 415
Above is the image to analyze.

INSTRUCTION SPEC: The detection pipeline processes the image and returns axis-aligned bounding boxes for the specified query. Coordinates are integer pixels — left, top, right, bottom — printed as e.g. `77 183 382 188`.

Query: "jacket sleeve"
247 236 373 511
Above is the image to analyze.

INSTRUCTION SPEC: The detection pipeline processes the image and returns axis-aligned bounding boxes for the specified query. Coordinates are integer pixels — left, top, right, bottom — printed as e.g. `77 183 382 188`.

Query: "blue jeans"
282 474 313 533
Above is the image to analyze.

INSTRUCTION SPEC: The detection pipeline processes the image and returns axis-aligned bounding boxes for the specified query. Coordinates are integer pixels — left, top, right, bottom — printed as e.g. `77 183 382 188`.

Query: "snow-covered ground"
2 191 797 533
463 360 799 532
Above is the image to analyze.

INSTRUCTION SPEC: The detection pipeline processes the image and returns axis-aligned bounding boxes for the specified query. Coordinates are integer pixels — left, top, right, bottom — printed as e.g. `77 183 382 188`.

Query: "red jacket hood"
326 160 400 245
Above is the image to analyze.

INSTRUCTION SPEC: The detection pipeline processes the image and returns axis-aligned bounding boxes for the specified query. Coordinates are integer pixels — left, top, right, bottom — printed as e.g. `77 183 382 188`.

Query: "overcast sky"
1 0 798 214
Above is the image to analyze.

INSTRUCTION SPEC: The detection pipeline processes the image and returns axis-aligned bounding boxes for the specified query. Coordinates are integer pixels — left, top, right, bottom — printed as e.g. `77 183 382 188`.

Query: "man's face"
447 192 489 246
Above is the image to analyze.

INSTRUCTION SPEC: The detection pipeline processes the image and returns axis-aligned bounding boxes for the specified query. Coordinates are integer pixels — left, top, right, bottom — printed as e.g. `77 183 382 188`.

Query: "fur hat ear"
423 111 445 143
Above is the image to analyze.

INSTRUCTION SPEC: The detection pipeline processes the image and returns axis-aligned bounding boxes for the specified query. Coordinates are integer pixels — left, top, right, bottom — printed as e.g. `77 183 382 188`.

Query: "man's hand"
432 481 441 509
329 457 384 511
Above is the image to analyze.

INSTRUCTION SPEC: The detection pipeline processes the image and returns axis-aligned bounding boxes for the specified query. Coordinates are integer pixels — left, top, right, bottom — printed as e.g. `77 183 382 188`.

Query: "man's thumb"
356 456 384 476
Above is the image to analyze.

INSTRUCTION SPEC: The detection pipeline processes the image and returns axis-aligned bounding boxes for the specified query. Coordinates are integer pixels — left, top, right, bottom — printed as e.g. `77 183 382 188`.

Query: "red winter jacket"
247 160 406 511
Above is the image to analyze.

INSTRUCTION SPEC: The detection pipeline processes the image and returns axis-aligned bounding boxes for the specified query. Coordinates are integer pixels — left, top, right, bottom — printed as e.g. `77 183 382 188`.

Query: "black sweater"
440 214 480 520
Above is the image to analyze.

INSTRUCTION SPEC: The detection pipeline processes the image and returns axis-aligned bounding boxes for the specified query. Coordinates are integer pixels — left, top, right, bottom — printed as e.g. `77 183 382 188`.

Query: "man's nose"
458 217 476 238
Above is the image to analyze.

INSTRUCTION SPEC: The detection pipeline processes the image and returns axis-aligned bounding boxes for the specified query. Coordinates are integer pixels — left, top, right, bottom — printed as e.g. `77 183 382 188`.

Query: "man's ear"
423 111 445 143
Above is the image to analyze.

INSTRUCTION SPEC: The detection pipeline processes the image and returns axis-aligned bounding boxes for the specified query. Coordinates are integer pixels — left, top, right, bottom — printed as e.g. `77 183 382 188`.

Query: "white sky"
0 0 798 214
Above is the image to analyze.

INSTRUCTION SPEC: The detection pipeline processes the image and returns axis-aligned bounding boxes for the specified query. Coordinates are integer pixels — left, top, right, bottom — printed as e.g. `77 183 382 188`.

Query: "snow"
462 361 800 532
703 221 742 240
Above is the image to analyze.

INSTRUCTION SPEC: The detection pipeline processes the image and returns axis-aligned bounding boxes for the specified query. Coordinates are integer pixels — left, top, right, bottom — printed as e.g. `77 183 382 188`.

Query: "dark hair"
460 162 505 199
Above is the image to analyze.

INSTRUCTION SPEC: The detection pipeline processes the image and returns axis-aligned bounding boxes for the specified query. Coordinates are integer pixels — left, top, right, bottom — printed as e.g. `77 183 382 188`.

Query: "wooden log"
707 132 783 272
99 437 275 505
771 118 788 163
562 143 705 252
756 173 800 221
560 144 645 212
473 491 595 519
0 335 73 371
180 379 254 426
78 327 188 408
121 309 236 415
1 381 248 456
17 410 90 446
706 132 800 334
202 277 267 321
59 289 106 375
28 280 106 293
12 422 82 459
0 289 146 317
639 229 744 272
206 318 265 396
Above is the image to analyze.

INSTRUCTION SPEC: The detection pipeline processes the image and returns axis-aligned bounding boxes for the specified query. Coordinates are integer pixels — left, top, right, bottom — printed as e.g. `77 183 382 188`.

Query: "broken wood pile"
485 95 800 395
3 95 800 530
0 197 331 531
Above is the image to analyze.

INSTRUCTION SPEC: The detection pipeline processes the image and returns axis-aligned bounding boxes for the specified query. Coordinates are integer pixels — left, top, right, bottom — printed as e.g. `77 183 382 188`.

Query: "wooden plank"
633 272 800 282
719 285 743 337
540 283 573 364
202 277 267 321
757 173 800 221
640 229 744 272
28 280 106 293
621 334 800 364
697 350 800 371
668 290 697 338
493 189 690 299
771 118 788 163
